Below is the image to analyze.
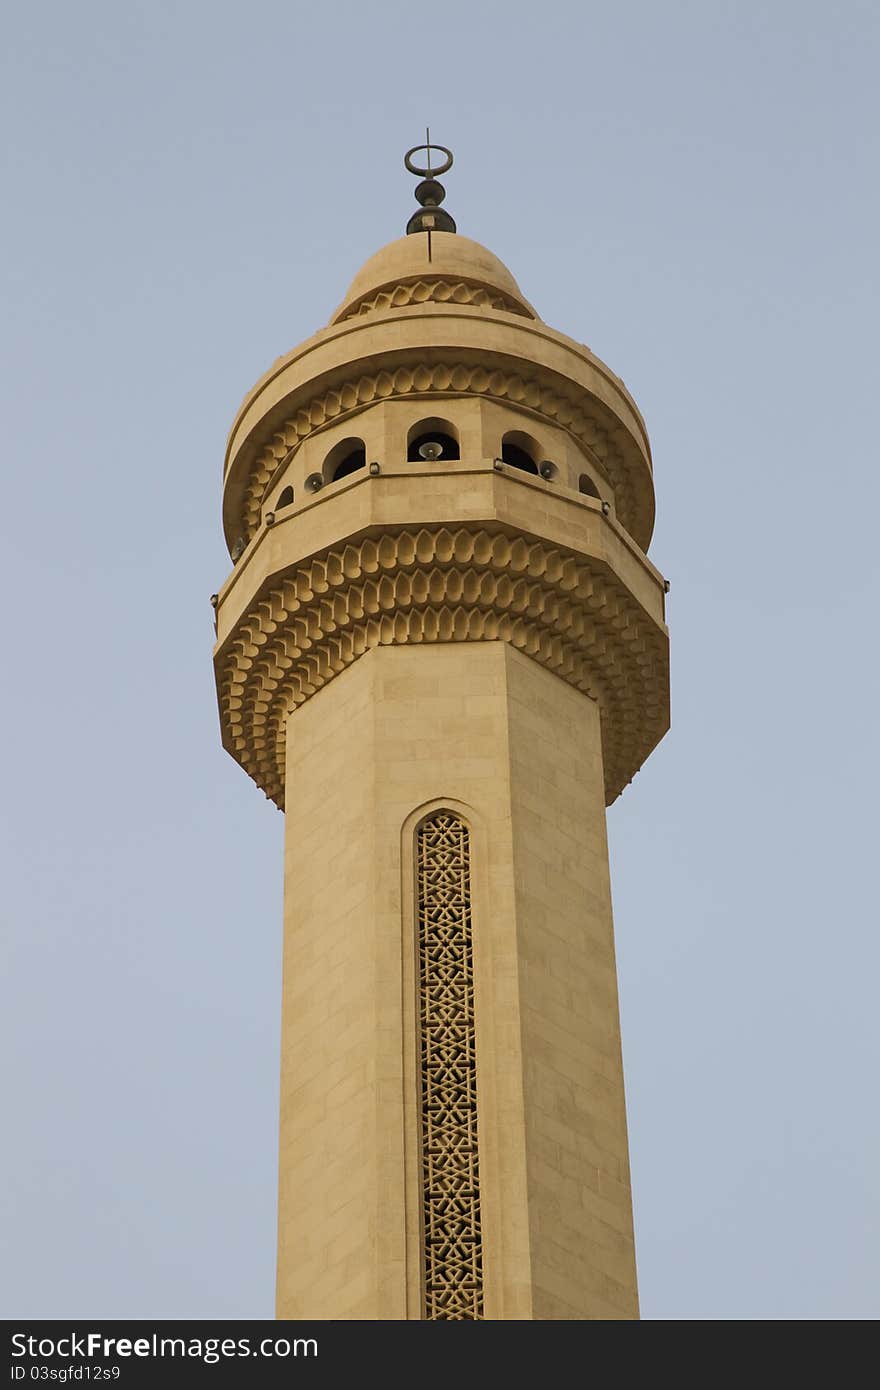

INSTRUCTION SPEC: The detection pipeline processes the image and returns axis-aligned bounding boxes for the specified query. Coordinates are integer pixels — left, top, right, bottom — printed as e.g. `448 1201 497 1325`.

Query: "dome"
331 232 538 323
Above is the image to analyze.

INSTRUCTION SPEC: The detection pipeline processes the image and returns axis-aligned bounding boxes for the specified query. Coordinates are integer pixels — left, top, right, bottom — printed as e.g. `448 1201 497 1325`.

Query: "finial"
404 129 456 242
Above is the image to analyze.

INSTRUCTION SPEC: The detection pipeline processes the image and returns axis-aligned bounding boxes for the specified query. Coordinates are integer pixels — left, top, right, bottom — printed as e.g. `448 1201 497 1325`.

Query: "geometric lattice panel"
417 812 484 1319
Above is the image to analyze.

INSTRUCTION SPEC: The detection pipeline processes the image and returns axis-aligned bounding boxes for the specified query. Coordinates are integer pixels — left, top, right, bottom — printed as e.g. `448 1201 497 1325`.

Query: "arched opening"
324 437 367 483
501 431 539 475
332 449 366 481
578 473 601 500
277 485 294 508
407 418 460 462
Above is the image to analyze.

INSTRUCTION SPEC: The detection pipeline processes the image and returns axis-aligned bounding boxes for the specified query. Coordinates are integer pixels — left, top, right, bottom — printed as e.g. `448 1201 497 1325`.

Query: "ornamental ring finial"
404 142 453 178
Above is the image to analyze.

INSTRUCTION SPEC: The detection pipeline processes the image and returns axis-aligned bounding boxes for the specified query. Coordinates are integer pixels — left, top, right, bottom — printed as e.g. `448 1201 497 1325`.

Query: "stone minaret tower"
213 144 669 1321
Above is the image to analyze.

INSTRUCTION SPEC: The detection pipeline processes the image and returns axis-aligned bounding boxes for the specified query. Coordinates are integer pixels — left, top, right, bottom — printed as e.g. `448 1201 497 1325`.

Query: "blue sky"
1 0 877 1318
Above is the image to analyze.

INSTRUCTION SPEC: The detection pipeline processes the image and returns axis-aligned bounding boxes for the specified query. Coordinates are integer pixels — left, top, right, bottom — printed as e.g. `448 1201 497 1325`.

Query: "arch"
578 473 601 500
407 417 460 462
276 485 294 509
324 436 367 483
501 430 540 475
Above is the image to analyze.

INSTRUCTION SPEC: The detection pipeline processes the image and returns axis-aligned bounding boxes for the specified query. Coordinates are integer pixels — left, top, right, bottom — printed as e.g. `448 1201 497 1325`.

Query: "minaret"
213 142 669 1321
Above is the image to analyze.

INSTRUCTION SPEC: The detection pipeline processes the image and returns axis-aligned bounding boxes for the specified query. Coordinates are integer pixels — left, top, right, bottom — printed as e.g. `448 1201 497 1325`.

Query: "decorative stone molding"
235 360 645 551
339 278 533 321
216 526 668 808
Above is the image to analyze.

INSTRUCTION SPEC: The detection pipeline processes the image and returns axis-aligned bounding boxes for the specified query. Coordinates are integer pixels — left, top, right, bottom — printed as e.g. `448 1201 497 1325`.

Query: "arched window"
578 473 601 500
323 437 367 484
407 418 460 462
501 431 539 475
416 810 483 1319
277 485 294 508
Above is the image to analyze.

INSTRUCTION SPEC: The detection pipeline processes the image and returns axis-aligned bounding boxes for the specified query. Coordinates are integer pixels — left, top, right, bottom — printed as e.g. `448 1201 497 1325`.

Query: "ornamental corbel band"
216 520 668 808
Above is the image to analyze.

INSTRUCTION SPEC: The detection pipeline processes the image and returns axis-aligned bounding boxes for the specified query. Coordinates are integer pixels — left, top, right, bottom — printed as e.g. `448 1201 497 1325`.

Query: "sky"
1 0 878 1321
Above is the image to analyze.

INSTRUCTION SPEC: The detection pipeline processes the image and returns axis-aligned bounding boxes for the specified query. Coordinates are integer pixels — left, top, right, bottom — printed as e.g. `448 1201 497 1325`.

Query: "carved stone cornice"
339 278 534 321
215 525 669 809
234 359 648 552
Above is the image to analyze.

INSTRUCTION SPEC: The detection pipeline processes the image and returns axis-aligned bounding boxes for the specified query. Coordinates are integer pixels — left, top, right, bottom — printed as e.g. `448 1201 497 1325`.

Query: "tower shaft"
278 642 637 1319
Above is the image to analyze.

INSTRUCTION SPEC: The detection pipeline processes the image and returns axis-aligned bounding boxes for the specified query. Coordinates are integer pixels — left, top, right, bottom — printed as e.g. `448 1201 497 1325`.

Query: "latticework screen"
416 812 484 1320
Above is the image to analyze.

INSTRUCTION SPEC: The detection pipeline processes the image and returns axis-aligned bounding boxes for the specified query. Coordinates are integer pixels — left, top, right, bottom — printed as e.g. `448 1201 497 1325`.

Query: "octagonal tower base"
277 641 638 1320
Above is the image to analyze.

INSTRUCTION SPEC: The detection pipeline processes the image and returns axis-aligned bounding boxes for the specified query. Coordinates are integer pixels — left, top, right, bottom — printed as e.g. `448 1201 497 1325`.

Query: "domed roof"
331 232 537 323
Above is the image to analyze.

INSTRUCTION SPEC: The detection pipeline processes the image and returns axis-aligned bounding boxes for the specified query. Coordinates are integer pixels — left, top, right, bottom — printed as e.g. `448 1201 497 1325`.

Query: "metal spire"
404 128 456 252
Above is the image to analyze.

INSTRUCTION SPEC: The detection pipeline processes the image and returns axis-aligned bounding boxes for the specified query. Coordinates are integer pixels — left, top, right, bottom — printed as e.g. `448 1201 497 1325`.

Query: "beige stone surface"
221 233 655 554
330 231 539 320
277 642 637 1319
215 225 669 1321
506 649 638 1318
212 467 669 810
